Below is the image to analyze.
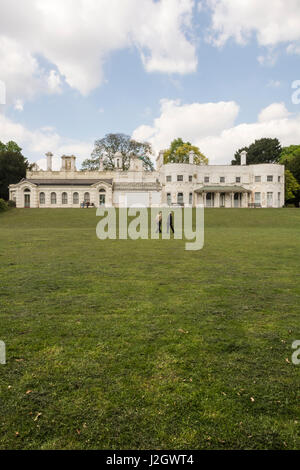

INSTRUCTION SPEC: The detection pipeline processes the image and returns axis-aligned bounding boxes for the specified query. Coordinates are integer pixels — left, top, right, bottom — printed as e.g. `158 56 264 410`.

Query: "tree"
280 145 300 206
284 169 300 203
81 133 154 171
0 141 29 200
280 145 300 182
232 138 282 165
163 138 208 165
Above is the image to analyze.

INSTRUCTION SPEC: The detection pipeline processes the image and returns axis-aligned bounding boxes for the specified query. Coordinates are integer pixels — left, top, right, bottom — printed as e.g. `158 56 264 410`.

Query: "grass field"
0 208 299 450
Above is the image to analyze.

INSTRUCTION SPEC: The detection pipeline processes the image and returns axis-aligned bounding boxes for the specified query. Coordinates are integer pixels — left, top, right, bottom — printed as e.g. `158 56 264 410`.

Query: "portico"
194 186 252 208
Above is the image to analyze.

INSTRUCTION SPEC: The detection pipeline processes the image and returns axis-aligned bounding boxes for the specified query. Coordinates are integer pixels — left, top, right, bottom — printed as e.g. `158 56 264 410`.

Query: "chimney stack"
240 150 247 166
189 151 194 165
46 152 53 171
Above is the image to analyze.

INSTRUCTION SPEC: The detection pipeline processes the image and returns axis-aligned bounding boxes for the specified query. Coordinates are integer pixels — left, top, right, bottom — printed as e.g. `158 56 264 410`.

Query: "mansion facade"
9 151 285 209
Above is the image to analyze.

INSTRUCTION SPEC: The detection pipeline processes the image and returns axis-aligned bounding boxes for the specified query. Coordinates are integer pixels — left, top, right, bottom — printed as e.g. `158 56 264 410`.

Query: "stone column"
215 192 220 208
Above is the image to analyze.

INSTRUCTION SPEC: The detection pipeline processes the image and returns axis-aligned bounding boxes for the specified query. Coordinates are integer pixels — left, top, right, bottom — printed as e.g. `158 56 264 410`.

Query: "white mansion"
9 150 285 209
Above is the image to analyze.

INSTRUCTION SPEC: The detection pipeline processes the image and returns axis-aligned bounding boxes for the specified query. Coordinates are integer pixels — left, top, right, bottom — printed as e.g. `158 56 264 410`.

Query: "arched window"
51 192 57 205
73 192 79 204
62 192 68 205
24 188 31 193
84 192 90 203
99 188 106 206
39 192 45 205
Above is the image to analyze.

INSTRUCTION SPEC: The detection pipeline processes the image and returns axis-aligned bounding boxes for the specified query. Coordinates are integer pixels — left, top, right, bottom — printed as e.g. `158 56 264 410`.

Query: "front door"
206 193 214 207
99 194 106 206
24 194 30 208
234 193 240 208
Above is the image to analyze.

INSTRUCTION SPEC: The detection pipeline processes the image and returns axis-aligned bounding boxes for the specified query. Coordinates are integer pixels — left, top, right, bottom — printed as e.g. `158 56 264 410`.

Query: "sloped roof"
24 179 113 186
194 185 251 193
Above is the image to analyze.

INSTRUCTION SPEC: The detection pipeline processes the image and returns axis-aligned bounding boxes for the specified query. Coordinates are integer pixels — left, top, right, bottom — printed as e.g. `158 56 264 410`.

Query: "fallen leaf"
34 412 42 422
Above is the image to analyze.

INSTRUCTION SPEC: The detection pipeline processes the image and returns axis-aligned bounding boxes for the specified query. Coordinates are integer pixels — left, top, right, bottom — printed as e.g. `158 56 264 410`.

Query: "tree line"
1 134 300 206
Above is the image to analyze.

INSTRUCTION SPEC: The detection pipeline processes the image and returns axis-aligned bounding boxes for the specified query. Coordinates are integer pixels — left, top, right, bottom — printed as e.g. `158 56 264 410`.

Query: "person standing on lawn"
167 211 174 234
156 211 162 233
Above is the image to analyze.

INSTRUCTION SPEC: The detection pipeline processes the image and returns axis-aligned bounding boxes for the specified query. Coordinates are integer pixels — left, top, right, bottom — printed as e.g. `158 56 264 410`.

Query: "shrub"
7 200 16 208
0 198 8 212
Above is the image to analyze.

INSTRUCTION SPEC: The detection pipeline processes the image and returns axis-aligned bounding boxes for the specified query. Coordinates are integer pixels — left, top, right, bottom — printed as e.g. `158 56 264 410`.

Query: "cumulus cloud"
0 0 197 104
258 103 291 122
133 99 239 151
0 111 93 168
132 99 300 164
207 0 300 62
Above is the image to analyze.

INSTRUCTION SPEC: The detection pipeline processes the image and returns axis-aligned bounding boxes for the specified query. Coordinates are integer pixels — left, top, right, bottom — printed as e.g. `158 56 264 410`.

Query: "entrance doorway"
206 192 214 207
24 189 31 208
99 189 106 206
234 193 241 208
24 194 30 208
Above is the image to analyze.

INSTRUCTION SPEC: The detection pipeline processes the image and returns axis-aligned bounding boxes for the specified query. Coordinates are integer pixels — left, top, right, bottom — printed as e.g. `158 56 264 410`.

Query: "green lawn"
0 208 299 450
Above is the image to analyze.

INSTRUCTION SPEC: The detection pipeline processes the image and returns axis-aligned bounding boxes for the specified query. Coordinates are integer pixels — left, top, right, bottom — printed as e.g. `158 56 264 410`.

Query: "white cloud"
132 99 300 163
0 0 197 104
258 103 291 123
207 0 300 62
14 99 24 112
0 111 93 168
133 98 239 151
287 43 300 55
47 70 62 94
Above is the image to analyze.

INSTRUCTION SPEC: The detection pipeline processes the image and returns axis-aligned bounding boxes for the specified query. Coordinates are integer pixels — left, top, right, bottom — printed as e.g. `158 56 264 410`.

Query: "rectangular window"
177 175 183 182
189 175 192 182
177 193 184 205
189 193 193 205
255 192 261 204
278 176 281 182
220 177 225 183
167 193 171 205
166 175 171 182
204 176 210 183
267 175 273 182
255 176 261 183
278 192 281 206
236 177 241 183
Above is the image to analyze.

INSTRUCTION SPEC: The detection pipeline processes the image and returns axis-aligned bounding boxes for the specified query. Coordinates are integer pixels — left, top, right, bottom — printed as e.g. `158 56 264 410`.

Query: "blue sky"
1 0 300 167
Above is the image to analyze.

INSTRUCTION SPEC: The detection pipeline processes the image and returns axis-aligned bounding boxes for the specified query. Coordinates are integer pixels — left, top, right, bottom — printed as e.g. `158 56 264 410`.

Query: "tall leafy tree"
284 169 300 203
232 138 282 165
280 145 300 182
163 138 208 165
81 133 154 171
0 141 29 200
280 145 300 206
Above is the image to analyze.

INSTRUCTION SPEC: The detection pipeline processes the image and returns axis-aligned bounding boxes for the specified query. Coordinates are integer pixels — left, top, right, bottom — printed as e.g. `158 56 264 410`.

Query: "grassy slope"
0 208 299 450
